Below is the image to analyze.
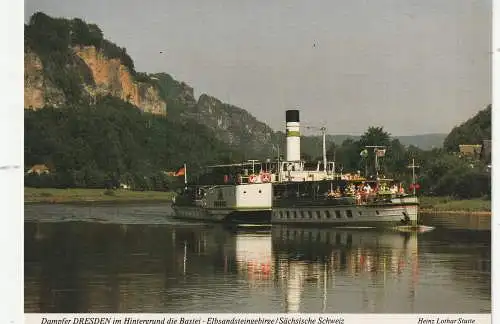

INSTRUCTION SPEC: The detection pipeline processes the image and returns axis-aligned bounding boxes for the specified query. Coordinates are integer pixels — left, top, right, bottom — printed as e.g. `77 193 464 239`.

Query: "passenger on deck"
355 191 362 204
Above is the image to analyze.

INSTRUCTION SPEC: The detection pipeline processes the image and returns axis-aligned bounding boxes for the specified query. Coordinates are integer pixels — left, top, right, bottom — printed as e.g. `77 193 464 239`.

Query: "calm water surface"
24 204 491 313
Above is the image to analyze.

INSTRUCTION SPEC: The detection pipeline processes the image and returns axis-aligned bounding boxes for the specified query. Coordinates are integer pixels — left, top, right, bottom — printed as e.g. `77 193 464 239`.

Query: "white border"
0 0 23 323
491 0 499 322
23 313 492 324
5 1 496 323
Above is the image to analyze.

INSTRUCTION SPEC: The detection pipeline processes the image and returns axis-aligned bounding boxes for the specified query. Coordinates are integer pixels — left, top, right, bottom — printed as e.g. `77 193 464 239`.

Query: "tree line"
25 96 243 191
25 98 490 199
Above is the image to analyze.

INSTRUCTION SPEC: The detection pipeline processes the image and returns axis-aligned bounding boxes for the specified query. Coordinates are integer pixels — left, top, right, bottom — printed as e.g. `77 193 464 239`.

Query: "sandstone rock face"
24 50 65 109
74 46 166 114
24 46 166 115
187 94 275 154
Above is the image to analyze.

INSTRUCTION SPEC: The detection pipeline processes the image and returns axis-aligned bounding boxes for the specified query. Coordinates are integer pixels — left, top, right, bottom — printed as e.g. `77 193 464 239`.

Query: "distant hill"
394 133 447 150
443 105 491 152
324 134 446 150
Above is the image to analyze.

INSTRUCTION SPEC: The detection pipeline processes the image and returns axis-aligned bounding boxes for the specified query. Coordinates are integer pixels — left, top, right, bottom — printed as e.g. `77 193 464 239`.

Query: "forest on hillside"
25 96 244 191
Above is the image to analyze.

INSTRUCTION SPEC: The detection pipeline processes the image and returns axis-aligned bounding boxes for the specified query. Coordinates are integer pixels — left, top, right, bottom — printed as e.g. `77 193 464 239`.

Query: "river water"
24 204 491 313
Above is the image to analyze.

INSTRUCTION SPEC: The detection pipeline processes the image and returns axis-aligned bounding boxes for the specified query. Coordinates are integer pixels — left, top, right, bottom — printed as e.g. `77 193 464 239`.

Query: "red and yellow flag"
174 166 186 176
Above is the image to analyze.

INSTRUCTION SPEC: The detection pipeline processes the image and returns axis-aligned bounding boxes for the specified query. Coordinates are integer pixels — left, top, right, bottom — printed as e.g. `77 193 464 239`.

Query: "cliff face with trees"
24 12 166 114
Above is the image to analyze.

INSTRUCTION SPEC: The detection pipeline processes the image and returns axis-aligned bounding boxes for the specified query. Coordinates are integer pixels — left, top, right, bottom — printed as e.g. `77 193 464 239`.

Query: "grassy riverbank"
24 188 491 213
24 187 175 204
419 196 491 213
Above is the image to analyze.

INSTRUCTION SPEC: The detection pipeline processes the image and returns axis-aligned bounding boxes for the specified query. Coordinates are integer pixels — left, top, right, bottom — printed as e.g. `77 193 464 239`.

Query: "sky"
24 0 492 136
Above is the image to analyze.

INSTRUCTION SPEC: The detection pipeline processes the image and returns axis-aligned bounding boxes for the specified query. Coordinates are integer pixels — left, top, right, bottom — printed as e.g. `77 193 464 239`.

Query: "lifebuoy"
261 173 271 182
248 175 257 183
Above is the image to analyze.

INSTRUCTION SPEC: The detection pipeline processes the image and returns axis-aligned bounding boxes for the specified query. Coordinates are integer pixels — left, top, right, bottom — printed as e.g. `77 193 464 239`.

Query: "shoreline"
24 188 491 214
418 196 491 215
24 187 175 205
420 209 491 216
24 199 172 205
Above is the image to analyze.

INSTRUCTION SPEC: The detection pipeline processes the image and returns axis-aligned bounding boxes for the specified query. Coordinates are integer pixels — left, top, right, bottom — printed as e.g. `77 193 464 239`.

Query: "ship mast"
248 159 259 174
407 158 420 196
303 124 328 172
365 145 386 179
321 126 327 172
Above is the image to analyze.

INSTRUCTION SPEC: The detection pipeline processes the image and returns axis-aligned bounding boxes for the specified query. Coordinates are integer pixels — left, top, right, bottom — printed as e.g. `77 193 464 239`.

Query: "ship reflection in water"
25 217 490 313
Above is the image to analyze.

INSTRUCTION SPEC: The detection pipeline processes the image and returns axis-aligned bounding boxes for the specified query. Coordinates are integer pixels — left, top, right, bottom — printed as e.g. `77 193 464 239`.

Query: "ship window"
293 211 297 218
243 191 247 194
325 210 332 218
214 201 227 207
335 210 341 218
335 233 341 244
286 211 290 218
346 210 353 218
259 190 262 193
376 210 380 215
316 210 321 219
301 211 305 218
308 211 313 218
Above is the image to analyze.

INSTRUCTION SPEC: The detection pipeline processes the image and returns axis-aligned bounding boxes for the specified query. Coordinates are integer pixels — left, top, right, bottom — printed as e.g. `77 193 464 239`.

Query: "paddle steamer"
173 109 419 226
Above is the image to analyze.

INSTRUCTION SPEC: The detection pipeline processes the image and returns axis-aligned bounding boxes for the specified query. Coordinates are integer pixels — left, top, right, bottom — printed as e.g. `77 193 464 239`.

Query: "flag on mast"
175 166 186 176
165 165 186 177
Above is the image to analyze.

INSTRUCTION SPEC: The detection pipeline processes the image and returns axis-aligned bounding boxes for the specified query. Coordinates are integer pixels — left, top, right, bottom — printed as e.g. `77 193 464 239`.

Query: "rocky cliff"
24 45 166 114
149 72 280 157
24 12 166 114
24 12 283 158
74 46 165 114
24 50 66 109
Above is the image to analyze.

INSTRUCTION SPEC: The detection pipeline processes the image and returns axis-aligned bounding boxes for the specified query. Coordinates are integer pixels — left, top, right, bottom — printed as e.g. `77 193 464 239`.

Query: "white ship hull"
173 183 273 224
